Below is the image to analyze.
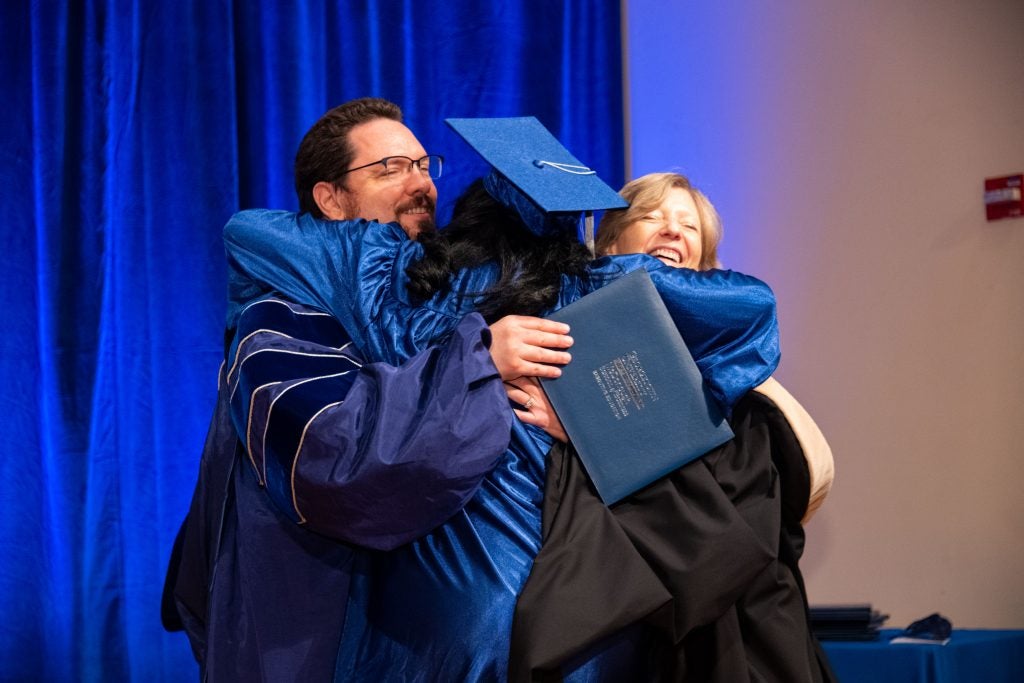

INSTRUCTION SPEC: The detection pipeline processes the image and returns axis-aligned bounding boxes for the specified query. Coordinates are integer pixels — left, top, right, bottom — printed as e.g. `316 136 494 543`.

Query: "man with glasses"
164 98 571 681
294 98 441 239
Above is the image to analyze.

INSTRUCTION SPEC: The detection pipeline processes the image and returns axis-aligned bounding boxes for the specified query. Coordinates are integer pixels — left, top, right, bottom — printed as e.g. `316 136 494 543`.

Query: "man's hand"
488 315 572 380
505 378 568 443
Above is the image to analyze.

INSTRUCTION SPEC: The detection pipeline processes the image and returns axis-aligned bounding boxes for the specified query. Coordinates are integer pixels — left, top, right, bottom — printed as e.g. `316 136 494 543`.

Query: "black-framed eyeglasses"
338 154 444 181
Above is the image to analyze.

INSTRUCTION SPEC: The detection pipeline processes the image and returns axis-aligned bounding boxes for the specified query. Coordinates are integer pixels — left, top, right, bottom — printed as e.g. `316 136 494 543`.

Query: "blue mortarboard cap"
446 117 627 239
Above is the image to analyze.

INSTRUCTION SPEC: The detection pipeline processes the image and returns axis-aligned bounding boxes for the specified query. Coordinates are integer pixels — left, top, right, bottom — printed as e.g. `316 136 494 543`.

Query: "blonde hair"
596 172 723 270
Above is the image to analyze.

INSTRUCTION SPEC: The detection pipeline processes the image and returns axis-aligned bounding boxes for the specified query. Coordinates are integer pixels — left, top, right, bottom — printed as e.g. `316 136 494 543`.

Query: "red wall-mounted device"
984 174 1022 221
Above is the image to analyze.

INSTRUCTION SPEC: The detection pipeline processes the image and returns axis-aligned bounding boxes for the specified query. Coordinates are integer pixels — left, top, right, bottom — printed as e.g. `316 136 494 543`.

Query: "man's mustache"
398 194 436 217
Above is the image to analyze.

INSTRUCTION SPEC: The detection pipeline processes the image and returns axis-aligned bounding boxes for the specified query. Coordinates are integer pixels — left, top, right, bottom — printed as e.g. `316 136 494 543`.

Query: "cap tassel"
584 212 595 255
533 160 596 176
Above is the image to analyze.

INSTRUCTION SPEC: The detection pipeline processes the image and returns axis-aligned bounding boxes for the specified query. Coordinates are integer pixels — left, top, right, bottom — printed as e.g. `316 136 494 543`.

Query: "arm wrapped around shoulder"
648 265 780 408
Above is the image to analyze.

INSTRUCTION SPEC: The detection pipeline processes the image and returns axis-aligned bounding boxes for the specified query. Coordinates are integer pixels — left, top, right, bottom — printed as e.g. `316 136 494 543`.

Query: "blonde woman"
585 171 836 680
597 171 832 522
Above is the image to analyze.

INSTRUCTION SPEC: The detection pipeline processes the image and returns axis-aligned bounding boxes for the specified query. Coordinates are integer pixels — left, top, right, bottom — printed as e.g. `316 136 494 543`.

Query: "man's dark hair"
294 97 403 217
406 180 592 322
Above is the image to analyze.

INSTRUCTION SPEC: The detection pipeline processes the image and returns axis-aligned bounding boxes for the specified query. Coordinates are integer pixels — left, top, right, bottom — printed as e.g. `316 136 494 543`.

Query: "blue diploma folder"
541 269 735 504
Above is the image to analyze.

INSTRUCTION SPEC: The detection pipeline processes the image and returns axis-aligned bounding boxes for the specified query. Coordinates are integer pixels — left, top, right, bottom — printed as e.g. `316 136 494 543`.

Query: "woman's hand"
504 377 568 443
488 315 572 380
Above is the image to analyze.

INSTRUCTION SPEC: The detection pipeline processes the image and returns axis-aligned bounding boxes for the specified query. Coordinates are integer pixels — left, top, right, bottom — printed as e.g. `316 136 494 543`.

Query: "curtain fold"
0 1 623 679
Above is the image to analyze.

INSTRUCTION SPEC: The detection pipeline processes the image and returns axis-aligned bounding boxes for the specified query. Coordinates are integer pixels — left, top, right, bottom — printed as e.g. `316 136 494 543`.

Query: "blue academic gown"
222 210 780 681
168 294 514 681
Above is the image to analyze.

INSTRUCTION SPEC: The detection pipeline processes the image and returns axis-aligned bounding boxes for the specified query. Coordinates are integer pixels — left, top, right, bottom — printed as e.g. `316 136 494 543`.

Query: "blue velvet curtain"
0 2 623 680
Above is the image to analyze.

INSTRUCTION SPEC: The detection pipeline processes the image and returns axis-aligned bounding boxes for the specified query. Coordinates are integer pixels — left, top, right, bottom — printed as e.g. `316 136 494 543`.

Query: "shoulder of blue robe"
586 254 780 407
226 295 511 550
223 209 461 364
224 209 372 330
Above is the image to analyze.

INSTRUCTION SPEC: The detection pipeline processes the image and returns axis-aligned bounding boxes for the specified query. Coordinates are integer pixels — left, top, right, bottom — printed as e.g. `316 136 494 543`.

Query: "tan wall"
626 0 1024 628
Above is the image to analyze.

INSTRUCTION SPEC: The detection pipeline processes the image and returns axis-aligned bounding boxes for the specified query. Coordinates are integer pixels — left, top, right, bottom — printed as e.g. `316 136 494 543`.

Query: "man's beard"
396 195 437 239
408 215 437 238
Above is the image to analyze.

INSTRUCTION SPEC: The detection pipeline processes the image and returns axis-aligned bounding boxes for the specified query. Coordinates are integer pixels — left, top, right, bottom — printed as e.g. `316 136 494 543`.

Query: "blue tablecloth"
821 628 1024 683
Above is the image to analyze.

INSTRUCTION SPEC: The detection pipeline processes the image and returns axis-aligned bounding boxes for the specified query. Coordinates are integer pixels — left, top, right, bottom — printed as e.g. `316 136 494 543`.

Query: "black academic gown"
510 391 838 683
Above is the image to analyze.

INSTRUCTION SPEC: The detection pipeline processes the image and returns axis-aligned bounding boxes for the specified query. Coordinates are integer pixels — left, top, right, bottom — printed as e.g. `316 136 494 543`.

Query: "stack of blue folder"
810 604 889 641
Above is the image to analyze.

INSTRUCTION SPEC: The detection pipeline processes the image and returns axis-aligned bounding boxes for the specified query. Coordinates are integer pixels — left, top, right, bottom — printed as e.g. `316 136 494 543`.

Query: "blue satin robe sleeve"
226 295 511 550
652 266 778 406
224 209 455 365
587 255 780 407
